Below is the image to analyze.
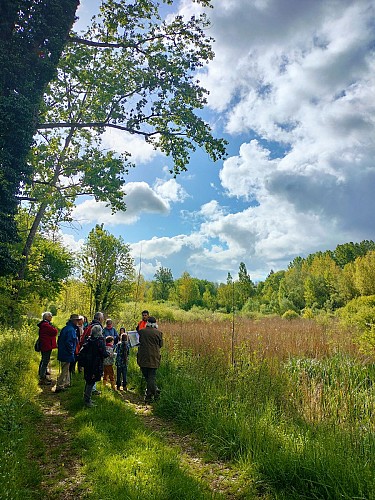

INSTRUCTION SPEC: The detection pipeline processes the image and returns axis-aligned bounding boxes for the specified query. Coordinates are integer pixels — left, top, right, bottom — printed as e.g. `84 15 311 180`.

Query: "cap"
69 313 81 321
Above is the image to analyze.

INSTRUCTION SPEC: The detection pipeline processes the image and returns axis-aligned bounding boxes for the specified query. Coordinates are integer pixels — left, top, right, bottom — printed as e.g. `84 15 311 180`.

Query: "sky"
62 0 375 283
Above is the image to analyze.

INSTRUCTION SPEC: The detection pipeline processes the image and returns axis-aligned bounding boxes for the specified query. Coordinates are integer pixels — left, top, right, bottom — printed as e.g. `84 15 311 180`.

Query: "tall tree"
238 262 254 308
153 266 174 301
19 0 227 279
80 224 134 315
0 0 79 275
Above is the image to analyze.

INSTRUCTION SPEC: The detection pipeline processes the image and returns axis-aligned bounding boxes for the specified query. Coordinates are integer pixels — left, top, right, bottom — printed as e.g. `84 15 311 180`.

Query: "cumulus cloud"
71 181 179 226
101 129 160 164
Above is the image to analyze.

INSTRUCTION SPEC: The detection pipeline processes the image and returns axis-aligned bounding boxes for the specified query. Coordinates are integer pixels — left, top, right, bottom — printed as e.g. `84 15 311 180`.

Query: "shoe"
116 386 121 391
92 389 101 395
54 387 65 393
39 378 52 386
84 401 96 408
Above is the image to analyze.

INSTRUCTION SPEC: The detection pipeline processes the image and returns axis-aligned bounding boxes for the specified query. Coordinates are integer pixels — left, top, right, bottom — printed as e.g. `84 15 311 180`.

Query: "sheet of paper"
127 330 139 347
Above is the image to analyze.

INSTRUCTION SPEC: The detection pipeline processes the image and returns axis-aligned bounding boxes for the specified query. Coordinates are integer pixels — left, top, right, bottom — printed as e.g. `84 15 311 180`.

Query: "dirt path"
34 375 267 499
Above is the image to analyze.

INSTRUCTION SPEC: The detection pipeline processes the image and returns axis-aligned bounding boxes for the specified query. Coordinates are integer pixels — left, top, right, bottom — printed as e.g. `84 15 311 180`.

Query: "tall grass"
0 327 42 499
154 317 375 499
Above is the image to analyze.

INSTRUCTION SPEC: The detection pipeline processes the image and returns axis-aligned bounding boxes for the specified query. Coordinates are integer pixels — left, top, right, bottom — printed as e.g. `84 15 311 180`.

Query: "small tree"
80 224 135 315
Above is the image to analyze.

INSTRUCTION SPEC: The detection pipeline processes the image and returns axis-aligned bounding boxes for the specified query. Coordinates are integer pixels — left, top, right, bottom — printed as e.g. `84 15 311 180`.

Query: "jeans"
116 365 128 389
84 381 95 404
140 367 157 399
39 350 52 379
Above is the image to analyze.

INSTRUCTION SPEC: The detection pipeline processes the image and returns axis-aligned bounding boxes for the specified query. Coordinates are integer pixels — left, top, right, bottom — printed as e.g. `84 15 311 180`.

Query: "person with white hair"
37 311 58 385
81 324 108 407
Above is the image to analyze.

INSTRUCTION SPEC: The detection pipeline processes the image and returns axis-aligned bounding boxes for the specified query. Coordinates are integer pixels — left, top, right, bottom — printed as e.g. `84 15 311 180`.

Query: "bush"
282 309 299 320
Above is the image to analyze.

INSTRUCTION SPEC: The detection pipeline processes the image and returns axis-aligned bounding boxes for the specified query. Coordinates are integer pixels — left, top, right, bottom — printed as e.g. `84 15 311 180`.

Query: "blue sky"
61 0 375 283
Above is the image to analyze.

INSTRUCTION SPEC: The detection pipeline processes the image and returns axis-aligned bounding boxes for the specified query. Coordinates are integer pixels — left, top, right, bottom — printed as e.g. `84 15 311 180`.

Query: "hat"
148 316 157 323
69 313 81 321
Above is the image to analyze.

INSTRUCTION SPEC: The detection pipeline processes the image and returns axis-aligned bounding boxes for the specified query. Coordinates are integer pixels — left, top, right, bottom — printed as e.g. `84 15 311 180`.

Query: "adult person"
82 324 108 407
37 311 58 385
137 316 163 404
78 312 104 393
102 318 119 345
70 315 84 375
136 310 149 332
55 314 80 393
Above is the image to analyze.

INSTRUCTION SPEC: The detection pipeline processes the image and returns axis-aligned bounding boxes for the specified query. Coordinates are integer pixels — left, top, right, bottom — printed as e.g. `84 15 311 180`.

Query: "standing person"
136 310 149 332
102 318 119 345
70 315 84 375
82 325 108 407
38 311 58 385
79 312 104 350
137 316 163 403
55 314 80 393
115 329 130 391
78 312 104 393
102 336 116 389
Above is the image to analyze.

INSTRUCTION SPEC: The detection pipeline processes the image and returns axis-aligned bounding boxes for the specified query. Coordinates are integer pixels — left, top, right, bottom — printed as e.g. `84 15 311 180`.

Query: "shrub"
282 309 299 320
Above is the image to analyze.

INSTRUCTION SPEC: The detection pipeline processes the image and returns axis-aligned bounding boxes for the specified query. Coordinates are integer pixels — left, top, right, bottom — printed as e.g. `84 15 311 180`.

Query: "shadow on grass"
57 374 222 500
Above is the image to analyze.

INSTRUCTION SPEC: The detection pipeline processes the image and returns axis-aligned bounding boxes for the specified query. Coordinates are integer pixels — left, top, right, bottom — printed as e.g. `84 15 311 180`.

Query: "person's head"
147 316 158 328
42 311 53 322
121 333 128 342
106 335 114 345
93 312 104 325
141 310 149 321
119 327 126 334
77 315 84 327
106 318 113 328
69 313 81 325
91 325 102 338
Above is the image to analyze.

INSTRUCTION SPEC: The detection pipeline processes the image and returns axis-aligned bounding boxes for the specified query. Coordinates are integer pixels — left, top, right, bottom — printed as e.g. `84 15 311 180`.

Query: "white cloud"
154 178 189 203
71 181 171 226
60 232 85 253
101 129 161 164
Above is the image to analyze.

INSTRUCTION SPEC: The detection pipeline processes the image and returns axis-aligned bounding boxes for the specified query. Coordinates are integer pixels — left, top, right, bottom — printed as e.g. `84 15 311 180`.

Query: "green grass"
155 349 375 499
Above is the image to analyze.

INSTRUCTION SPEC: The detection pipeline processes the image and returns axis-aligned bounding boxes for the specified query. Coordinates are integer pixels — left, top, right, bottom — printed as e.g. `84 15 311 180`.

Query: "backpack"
77 339 94 368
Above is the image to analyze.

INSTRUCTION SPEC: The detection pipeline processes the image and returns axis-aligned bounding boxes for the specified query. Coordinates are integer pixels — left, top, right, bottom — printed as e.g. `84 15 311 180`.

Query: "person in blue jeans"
115 329 130 391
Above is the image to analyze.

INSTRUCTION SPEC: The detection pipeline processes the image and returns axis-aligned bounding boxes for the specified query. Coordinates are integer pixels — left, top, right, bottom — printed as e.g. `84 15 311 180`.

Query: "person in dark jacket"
83 324 108 407
137 316 163 403
55 314 80 393
38 311 58 385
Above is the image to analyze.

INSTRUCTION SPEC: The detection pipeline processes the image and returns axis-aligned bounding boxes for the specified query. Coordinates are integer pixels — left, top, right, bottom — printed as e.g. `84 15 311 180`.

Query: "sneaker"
92 389 101 396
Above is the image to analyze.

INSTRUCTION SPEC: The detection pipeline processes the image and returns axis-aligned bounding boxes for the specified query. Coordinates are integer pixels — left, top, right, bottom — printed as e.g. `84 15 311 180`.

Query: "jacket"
115 340 130 367
137 326 163 368
38 320 58 352
83 335 108 382
57 320 78 363
102 326 119 344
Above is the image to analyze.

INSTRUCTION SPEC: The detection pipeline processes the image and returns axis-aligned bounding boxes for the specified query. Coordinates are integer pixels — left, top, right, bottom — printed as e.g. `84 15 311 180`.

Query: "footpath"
33 370 263 499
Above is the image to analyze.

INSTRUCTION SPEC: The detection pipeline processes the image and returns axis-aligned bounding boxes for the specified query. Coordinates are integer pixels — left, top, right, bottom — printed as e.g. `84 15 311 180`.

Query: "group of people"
37 309 163 407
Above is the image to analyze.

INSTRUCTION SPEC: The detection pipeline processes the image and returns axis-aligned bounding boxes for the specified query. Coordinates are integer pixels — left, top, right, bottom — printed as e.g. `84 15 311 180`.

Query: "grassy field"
1 316 375 499
154 317 375 499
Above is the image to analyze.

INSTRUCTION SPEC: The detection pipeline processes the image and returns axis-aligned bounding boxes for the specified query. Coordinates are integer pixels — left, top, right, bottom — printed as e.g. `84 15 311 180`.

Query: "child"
115 329 130 391
103 336 116 390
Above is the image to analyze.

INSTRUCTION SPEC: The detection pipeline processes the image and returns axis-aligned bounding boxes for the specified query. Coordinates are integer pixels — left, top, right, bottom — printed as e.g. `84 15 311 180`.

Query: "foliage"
282 309 299 320
0 0 79 275
79 224 135 315
336 295 375 354
152 266 174 301
19 0 227 275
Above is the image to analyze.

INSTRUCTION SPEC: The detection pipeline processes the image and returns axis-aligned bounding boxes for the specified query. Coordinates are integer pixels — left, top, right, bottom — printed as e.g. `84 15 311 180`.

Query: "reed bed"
156 316 375 499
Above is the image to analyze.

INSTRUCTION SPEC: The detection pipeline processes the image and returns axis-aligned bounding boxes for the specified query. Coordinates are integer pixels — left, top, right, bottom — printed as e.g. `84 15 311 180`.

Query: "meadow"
155 317 375 499
1 315 375 499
